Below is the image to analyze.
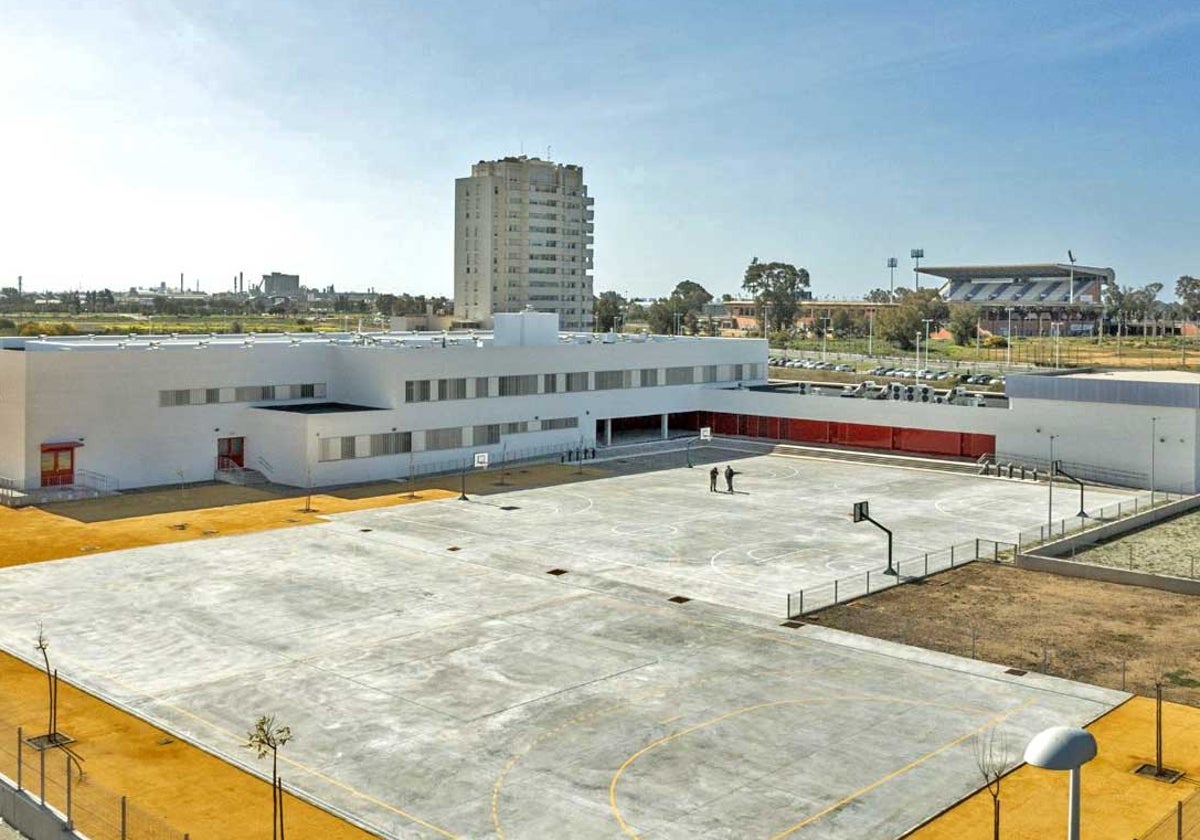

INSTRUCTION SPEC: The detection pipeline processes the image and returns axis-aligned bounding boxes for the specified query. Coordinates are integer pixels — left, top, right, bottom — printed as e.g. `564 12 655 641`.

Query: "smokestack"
17 276 21 297
180 272 184 293
239 271 244 294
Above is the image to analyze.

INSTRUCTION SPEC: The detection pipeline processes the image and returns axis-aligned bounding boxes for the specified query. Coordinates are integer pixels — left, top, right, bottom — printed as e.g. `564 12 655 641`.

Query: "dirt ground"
1071 508 1200 580
814 563 1200 707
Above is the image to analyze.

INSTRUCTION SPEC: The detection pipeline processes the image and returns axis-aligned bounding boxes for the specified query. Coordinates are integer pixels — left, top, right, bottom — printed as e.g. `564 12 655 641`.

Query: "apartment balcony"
584 210 594 221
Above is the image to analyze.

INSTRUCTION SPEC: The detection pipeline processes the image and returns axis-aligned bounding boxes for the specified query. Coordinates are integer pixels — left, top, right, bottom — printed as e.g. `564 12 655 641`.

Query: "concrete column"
604 418 612 446
661 413 669 440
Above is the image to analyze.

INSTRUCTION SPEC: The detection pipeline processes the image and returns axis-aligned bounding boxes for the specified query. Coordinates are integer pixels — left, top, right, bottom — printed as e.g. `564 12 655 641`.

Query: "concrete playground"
0 450 1130 839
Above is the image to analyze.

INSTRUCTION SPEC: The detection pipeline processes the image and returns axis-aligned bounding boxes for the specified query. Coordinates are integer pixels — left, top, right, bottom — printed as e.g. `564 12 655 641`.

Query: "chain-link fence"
0 719 187 840
787 538 1016 617
1016 491 1185 553
1139 790 1200 840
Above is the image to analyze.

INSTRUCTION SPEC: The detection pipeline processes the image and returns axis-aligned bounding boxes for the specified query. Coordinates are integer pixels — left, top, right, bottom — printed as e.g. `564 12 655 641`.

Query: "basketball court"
0 447 1132 838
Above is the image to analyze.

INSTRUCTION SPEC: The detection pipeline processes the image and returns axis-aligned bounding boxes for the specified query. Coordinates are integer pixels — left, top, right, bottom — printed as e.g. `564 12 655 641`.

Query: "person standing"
709 466 719 492
724 465 735 493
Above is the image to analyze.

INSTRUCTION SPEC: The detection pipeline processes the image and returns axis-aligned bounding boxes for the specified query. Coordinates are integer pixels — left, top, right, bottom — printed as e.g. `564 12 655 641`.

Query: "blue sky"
2 1 1197 299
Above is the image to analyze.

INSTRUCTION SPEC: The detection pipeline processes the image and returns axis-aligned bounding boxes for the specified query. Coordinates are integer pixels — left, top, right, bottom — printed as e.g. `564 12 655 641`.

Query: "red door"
217 437 245 469
40 445 77 487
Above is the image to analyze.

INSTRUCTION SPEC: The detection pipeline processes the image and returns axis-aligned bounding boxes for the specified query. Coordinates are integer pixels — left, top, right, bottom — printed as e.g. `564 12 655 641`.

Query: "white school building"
1 310 1196 497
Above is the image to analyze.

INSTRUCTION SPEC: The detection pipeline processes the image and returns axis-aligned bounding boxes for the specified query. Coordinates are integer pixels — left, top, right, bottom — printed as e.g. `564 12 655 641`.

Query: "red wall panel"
960 433 996 458
784 419 831 443
713 412 738 436
833 422 894 450
894 427 961 457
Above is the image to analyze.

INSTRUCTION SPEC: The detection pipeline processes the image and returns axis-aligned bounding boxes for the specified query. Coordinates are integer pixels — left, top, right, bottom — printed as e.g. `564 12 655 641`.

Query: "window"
565 372 589 392
541 417 579 431
702 365 718 383
732 364 744 381
405 380 431 403
370 432 411 456
473 424 501 446
666 366 695 386
594 370 626 390
205 388 221 404
341 436 357 459
318 437 339 462
438 378 468 400
502 421 529 435
498 374 538 397
640 368 659 387
475 377 491 398
426 427 463 451
159 389 191 407
543 373 559 393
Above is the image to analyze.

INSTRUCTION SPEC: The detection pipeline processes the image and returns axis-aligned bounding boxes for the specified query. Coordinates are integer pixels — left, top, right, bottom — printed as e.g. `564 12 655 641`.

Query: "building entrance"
217 437 245 469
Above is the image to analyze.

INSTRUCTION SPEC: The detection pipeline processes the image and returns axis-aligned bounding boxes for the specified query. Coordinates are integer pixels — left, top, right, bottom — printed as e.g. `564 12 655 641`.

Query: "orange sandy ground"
0 651 389 839
907 696 1200 839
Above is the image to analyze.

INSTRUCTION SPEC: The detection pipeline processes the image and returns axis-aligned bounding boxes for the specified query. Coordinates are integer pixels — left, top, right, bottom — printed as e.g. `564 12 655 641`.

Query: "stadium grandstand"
918 262 1115 336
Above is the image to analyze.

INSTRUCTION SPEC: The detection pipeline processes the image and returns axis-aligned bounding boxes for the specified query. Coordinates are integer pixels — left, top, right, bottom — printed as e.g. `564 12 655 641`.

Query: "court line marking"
606 695 1035 840
56 653 463 839
765 697 1037 839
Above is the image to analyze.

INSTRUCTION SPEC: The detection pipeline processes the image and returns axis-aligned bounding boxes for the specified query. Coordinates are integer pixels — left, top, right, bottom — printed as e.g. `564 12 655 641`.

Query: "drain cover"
447 546 461 552
668 596 691 604
360 528 373 533
1004 668 1028 676
546 569 569 576
500 505 520 511
781 621 804 628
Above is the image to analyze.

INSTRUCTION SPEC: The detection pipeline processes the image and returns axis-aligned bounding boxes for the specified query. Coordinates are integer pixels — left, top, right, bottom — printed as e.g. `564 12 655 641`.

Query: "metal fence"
1016 491 1184 553
786 539 1016 617
0 720 187 840
1139 790 1200 840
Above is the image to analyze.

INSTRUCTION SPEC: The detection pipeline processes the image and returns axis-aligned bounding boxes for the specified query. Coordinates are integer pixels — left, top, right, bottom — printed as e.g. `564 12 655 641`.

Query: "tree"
1176 276 1200 319
742 258 811 332
36 624 57 742
948 304 978 346
246 715 293 840
646 299 676 335
863 288 893 303
874 304 923 350
593 290 626 332
972 730 1014 840
830 308 853 337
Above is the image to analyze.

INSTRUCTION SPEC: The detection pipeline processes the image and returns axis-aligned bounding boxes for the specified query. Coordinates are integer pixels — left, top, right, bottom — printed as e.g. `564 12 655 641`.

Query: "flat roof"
917 263 1114 281
1060 370 1200 385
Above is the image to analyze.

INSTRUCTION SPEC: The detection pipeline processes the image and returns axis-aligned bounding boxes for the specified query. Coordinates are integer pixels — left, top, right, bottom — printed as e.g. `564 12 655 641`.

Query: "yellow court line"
60 658 462 840
767 697 1037 840
606 695 1036 840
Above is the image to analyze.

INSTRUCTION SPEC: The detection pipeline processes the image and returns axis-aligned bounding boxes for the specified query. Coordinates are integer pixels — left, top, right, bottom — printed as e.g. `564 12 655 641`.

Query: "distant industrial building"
454 156 595 330
260 272 301 297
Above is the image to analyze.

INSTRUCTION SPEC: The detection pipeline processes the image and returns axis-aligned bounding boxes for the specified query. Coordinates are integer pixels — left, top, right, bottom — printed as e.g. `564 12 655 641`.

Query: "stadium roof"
916 263 1115 282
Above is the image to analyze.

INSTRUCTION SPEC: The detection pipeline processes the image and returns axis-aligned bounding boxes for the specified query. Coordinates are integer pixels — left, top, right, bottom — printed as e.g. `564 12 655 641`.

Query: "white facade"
454 156 595 330
0 319 764 491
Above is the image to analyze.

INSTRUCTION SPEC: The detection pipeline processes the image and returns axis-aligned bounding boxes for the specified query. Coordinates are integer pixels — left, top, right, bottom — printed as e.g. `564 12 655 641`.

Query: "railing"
1138 789 1200 840
1016 491 1183 553
994 452 1151 490
0 471 119 507
0 719 187 840
786 539 1016 617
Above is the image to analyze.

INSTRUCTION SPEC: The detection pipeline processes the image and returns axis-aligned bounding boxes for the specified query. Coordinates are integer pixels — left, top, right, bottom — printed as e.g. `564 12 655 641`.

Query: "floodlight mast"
887 257 898 300
910 248 924 290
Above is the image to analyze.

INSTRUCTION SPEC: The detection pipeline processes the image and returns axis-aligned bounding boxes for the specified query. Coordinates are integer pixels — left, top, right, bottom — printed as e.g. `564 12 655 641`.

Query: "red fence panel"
960 433 996 458
833 422 894 450
894 427 962 457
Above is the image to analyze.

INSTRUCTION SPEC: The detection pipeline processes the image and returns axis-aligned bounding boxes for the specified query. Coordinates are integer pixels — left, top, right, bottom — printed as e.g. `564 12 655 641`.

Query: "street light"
1024 726 1097 840
1006 307 1015 367
1048 434 1059 533
821 316 832 362
911 248 924 290
914 331 922 383
1051 321 1062 368
887 257 898 300
921 318 934 372
1150 416 1158 505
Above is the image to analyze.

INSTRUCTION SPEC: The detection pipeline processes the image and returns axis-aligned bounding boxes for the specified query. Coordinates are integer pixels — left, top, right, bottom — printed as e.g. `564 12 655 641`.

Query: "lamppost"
921 318 933 372
1006 307 1014 367
1024 726 1097 840
1150 416 1158 505
887 257 898 300
911 248 924 291
1067 249 1076 305
868 308 875 357
914 332 922 383
1048 434 1059 533
821 316 832 362
1051 321 1062 368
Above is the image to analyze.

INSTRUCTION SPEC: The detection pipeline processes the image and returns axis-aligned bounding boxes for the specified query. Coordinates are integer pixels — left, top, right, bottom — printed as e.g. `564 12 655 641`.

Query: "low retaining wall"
1015 553 1200 596
1023 493 1200 556
0 779 76 840
1015 493 1200 595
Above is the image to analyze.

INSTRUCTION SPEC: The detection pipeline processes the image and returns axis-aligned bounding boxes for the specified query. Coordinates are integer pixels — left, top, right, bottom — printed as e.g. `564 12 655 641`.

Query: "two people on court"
709 465 736 493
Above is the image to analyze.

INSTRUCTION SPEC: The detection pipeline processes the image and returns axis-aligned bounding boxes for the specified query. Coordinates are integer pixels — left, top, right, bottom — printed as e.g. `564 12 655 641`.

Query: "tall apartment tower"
454 156 595 330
